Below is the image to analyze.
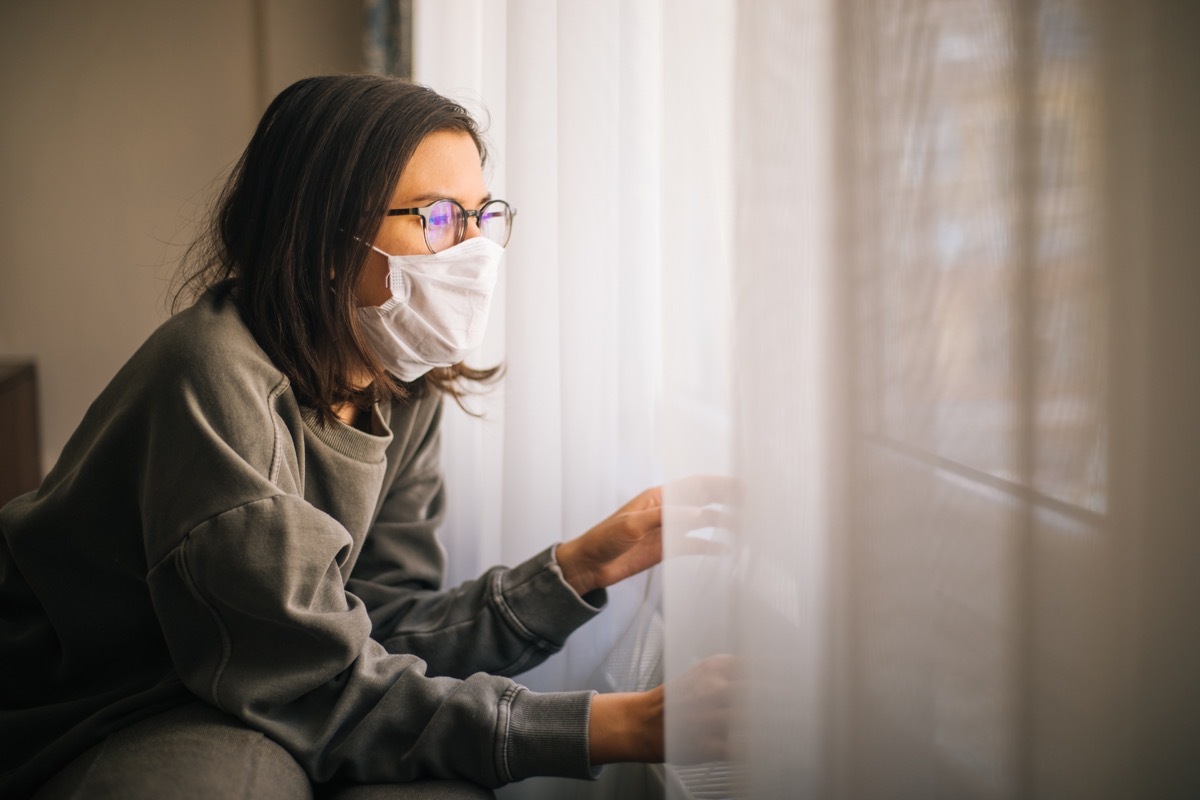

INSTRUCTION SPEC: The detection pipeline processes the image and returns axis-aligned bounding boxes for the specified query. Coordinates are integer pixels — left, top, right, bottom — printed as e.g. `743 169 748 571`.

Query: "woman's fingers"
665 654 739 764
670 535 728 558
612 502 732 542
662 503 733 534
662 474 744 508
587 502 733 583
563 478 741 594
615 485 664 514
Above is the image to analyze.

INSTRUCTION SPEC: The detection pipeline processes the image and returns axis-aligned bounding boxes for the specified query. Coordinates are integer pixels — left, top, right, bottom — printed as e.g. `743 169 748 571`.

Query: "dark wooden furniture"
0 361 41 506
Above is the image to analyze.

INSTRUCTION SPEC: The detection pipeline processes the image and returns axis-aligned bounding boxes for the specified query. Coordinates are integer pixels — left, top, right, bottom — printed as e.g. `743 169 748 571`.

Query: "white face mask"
357 236 503 382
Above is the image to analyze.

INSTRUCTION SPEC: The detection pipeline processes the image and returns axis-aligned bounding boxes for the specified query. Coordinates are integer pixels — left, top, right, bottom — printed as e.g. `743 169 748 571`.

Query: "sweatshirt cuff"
502 687 599 782
495 545 606 650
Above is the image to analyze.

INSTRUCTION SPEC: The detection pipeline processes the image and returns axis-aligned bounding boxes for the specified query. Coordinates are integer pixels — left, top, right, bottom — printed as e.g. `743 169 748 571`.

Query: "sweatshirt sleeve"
146 495 597 786
348 401 607 680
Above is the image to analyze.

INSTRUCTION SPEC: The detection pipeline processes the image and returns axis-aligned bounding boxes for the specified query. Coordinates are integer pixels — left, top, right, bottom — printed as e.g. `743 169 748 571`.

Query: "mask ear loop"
379 255 411 302
349 239 410 300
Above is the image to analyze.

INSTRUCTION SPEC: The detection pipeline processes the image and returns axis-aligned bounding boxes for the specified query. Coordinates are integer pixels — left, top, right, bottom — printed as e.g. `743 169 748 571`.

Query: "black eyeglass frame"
386 198 516 253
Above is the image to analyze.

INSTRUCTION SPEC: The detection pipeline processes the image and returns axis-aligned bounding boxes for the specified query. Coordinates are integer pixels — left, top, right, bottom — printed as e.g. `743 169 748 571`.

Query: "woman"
0 75 696 798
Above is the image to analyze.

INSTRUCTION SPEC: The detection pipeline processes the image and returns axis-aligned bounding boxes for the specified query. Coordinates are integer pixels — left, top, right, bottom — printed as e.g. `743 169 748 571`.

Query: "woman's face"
354 129 489 308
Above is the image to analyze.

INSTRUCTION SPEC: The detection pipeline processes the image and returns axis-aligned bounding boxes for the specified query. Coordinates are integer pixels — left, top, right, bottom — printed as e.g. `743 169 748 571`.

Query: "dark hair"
175 74 500 423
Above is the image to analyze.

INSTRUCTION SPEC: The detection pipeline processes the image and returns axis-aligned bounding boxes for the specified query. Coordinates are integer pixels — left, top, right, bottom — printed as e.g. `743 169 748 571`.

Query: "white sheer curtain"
411 4 677 796
410 1 1200 798
411 2 732 797
667 1 1200 798
412 0 669 670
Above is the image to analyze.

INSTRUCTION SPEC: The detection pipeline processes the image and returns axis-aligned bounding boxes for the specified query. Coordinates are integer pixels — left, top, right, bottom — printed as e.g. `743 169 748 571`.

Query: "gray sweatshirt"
0 283 603 797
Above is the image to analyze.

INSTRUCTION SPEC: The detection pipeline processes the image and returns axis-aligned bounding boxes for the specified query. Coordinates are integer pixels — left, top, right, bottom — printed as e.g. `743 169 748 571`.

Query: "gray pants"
32 701 496 800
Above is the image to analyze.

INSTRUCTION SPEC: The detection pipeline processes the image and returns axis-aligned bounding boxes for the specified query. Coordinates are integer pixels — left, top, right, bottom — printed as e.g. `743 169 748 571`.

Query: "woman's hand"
588 655 736 765
555 488 665 596
661 653 737 764
555 477 741 597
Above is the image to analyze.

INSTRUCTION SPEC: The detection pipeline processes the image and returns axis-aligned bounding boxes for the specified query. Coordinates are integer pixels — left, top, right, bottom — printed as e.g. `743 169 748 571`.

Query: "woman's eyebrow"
399 193 443 207
397 192 493 208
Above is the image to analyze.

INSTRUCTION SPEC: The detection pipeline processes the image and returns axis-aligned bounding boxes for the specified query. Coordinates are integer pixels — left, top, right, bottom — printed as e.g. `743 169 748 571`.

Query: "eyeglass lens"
423 199 513 253
478 201 512 247
424 200 462 253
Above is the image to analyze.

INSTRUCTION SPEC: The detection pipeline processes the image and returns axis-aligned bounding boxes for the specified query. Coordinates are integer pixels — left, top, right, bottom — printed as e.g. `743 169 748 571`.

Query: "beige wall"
0 0 362 472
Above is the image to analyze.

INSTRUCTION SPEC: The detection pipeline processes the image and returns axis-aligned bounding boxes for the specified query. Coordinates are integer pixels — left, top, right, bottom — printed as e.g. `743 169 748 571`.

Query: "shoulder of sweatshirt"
137 283 285 403
137 282 299 466
28 285 294 528
37 283 286 476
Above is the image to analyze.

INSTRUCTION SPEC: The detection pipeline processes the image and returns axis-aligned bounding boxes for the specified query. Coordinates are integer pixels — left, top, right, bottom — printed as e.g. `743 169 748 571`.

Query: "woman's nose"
462 213 484 240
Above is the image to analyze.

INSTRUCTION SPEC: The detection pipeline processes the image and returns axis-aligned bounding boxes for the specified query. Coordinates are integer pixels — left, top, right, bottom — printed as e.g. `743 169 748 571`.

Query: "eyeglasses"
387 198 515 254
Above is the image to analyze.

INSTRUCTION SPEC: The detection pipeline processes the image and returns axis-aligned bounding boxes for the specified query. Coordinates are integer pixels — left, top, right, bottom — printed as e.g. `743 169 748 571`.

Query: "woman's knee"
317 780 496 800
34 701 312 800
